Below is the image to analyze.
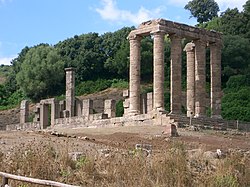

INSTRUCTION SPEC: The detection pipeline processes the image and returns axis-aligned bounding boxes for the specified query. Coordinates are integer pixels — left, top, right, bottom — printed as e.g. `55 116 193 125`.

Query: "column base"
128 110 140 116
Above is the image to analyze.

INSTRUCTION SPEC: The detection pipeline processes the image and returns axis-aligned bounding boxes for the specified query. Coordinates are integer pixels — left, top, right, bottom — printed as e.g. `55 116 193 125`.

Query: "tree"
56 33 106 83
184 0 219 23
16 45 65 101
222 35 250 84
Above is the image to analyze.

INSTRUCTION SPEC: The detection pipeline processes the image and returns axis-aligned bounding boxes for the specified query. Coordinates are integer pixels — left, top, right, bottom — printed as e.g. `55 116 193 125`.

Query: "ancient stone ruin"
7 19 250 133
126 18 222 119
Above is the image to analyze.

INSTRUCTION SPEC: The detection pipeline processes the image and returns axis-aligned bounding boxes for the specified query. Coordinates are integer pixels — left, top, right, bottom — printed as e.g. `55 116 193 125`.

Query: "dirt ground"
1 125 250 155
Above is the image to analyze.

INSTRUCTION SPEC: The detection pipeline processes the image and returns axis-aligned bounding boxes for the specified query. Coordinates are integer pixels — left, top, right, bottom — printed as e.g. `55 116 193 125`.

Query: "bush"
75 79 112 96
115 100 124 117
111 79 128 89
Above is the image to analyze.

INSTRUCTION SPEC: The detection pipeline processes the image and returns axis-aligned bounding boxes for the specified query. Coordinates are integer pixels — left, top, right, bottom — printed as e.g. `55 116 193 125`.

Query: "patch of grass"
0 142 249 187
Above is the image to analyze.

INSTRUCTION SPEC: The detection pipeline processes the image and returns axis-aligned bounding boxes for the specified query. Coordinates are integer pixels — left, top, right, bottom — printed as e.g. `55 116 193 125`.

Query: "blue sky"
0 0 247 65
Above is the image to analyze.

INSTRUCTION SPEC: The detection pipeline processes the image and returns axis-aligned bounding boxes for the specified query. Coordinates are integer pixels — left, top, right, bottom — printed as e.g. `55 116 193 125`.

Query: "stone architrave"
82 99 93 119
210 42 222 118
152 31 165 112
20 100 29 124
128 35 142 115
170 35 182 114
65 68 75 117
194 40 207 117
184 42 195 117
104 99 116 118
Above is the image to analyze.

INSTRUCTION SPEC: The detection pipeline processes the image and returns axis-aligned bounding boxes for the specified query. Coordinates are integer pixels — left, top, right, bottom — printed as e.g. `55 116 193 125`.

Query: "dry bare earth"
0 126 250 186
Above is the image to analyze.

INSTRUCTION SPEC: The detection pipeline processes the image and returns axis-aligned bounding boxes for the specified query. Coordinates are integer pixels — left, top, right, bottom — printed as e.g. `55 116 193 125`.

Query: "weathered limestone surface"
20 100 29 124
140 93 147 114
147 92 153 113
128 35 142 115
184 42 195 117
153 31 165 112
65 68 75 117
104 99 116 118
82 99 93 119
40 98 59 129
194 40 207 117
132 19 222 43
210 42 222 118
170 35 182 114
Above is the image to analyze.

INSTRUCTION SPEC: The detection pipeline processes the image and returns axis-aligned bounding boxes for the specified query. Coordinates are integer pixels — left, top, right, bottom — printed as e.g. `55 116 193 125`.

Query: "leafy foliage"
16 44 65 101
184 0 219 23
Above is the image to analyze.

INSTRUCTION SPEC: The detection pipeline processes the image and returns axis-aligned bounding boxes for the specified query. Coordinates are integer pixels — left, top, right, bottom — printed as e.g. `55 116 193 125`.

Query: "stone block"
123 89 129 97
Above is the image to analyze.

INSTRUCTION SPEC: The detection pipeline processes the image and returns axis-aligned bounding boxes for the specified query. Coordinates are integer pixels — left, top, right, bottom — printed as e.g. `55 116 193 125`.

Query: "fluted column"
194 40 207 117
153 31 165 112
210 42 222 118
128 35 142 115
184 42 195 117
170 35 182 114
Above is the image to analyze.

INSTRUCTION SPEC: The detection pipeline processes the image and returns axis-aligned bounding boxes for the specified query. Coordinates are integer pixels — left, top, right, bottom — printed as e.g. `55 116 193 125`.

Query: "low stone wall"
54 113 160 129
6 122 40 131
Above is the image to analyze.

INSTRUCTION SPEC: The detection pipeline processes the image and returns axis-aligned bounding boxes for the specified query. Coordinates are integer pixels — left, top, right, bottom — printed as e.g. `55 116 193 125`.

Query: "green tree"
16 45 65 101
185 0 220 23
221 35 250 84
56 33 106 83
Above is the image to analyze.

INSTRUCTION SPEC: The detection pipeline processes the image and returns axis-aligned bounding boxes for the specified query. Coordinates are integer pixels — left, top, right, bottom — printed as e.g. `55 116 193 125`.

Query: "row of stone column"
128 32 222 118
185 41 222 118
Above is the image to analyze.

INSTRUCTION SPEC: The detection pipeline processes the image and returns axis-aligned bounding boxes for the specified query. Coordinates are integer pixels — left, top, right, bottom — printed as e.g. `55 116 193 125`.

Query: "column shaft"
129 35 141 115
194 40 207 117
184 42 195 117
65 68 75 117
153 31 165 111
170 35 182 114
210 42 222 118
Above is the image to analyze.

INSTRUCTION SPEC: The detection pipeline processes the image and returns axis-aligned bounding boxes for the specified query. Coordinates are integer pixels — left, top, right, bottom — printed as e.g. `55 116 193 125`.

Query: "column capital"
209 41 223 49
127 34 142 41
65 67 75 72
151 30 166 36
193 39 207 47
184 42 195 52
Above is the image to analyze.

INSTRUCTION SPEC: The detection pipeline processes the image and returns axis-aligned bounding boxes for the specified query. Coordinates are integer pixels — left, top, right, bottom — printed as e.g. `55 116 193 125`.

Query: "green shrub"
76 79 112 96
111 79 128 89
116 99 124 117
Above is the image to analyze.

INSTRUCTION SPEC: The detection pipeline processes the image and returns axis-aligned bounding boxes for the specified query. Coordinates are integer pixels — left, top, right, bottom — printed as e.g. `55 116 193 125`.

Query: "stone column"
184 42 195 117
20 100 29 124
128 35 141 115
170 35 182 114
65 67 75 117
153 31 165 112
194 40 207 117
210 42 222 118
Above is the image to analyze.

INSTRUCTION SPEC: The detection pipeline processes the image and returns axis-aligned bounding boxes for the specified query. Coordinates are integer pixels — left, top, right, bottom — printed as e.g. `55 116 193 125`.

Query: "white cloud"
168 0 246 11
96 0 164 25
0 56 15 66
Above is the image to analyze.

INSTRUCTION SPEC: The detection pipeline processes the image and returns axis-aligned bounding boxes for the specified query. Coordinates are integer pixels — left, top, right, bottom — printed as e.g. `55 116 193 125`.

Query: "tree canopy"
184 0 219 23
16 44 65 101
